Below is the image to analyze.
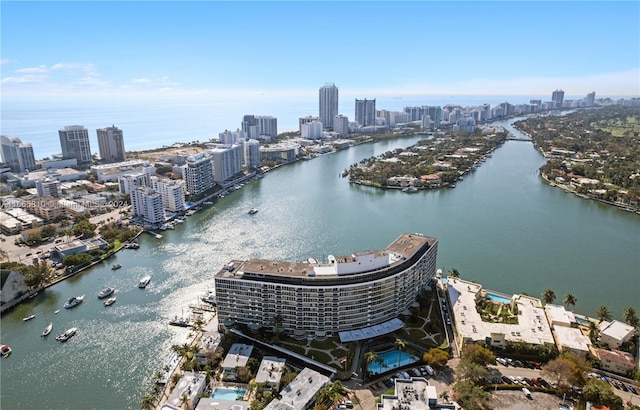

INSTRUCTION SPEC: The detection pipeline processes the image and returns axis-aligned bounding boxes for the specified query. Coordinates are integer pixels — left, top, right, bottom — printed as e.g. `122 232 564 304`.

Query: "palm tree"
394 338 407 368
364 351 379 379
588 321 600 344
448 268 460 278
140 394 156 410
596 305 613 323
563 293 577 310
623 307 640 328
541 289 556 305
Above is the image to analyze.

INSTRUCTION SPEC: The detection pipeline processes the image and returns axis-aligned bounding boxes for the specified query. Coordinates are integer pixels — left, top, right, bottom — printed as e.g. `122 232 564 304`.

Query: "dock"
146 231 163 239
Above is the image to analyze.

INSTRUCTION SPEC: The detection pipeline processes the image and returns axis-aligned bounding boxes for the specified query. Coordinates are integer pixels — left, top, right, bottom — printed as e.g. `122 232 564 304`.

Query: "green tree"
623 307 640 328
460 343 495 366
455 360 488 383
422 348 449 369
583 378 623 409
563 293 577 310
541 288 556 304
140 394 155 410
363 351 379 379
41 224 57 238
452 380 489 410
596 305 613 323
73 220 97 239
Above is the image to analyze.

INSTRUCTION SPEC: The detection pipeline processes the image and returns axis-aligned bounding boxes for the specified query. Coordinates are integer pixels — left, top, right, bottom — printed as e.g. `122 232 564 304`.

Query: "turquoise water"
211 388 246 400
486 292 511 304
368 350 419 375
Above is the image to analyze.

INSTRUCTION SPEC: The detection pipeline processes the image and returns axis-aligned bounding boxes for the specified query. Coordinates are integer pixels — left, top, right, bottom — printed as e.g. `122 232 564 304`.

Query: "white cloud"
0 58 14 65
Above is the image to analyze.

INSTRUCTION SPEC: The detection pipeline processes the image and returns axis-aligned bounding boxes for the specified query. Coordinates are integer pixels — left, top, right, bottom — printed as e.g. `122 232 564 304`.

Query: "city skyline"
1 1 638 100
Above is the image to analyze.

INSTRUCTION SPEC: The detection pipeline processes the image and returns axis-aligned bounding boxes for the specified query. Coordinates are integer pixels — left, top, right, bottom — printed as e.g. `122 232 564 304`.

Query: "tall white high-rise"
209 144 243 184
183 153 215 196
355 99 376 127
59 125 92 166
96 125 126 163
244 139 261 169
333 114 349 137
551 89 565 109
151 176 185 213
319 83 339 131
0 135 36 173
130 186 165 224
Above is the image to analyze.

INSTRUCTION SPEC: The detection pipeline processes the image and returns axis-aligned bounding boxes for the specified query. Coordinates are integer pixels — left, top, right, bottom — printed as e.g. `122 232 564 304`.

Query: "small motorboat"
103 297 116 306
138 275 151 289
41 322 53 337
111 264 122 270
22 314 36 321
97 287 115 299
1 345 11 358
63 295 85 309
54 310 60 314
56 327 77 342
248 207 258 215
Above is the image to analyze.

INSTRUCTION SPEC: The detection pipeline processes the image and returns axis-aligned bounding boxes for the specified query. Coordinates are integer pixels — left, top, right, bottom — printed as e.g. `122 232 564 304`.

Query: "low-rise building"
553 326 591 358
162 371 207 410
598 320 635 349
263 367 330 410
255 356 286 390
377 377 437 410
545 304 576 328
446 277 555 351
221 343 253 381
51 238 109 260
595 348 636 375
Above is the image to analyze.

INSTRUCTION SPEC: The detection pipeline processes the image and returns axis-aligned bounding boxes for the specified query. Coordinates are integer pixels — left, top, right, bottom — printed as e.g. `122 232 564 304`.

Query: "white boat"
22 314 36 321
103 297 116 306
41 322 53 337
248 207 258 215
1 345 11 358
138 275 151 288
169 316 190 327
63 295 85 309
402 187 418 193
55 327 77 342
201 293 216 305
97 287 115 299
54 310 60 314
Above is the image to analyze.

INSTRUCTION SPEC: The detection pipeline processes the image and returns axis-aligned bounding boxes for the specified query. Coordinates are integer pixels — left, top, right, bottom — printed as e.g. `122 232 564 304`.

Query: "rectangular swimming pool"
211 387 246 401
486 292 511 304
367 349 420 375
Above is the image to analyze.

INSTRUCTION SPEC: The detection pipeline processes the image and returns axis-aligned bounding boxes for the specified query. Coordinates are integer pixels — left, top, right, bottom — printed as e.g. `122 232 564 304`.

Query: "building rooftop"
377 377 437 410
447 277 555 346
554 326 591 353
599 320 635 341
221 343 253 369
164 372 207 410
545 304 576 327
254 356 286 386
195 398 249 410
263 367 330 410
216 233 435 280
595 348 635 368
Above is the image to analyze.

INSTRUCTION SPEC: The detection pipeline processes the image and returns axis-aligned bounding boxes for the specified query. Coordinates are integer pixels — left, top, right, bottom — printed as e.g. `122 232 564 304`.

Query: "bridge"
505 136 532 142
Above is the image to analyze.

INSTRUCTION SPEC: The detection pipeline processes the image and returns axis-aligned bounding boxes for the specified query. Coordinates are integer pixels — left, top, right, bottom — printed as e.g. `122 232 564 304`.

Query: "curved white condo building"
214 233 438 338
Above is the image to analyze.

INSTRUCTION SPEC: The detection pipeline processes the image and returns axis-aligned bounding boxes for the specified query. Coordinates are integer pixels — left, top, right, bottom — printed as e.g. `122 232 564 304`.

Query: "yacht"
63 295 85 309
1 345 11 358
402 187 418 193
103 297 116 306
169 316 190 327
55 327 77 342
41 322 53 337
201 292 217 305
97 287 115 299
248 208 258 215
138 275 151 289
22 314 36 321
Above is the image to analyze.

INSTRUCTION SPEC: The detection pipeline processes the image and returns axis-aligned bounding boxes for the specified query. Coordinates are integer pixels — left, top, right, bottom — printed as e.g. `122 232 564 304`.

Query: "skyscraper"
355 98 376 127
59 125 92 166
319 83 339 130
96 125 126 163
0 135 36 173
585 92 596 107
552 89 565 109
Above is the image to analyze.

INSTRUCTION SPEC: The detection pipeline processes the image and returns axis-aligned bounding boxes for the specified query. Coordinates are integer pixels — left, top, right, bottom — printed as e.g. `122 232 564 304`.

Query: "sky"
1 1 639 101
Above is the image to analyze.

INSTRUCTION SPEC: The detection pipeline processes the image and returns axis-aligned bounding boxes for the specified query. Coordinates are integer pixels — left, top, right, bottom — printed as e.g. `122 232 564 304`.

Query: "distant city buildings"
355 98 376 127
219 129 247 145
333 114 349 137
243 115 278 141
59 125 92 166
552 89 565 109
0 136 36 173
301 120 323 139
96 125 126 163
585 91 596 107
319 83 339 130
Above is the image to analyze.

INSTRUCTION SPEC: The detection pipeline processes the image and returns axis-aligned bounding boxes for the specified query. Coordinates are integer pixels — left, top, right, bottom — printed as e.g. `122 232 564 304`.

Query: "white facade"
256 116 278 138
1 135 36 173
553 326 591 358
96 125 126 163
244 139 261 169
183 153 215 196
91 160 154 183
301 121 323 139
333 114 349 137
214 233 438 337
151 176 185 213
319 83 339 130
598 320 635 349
36 178 62 198
131 186 165 224
210 144 243 184
118 172 150 195
219 129 247 145
355 98 376 127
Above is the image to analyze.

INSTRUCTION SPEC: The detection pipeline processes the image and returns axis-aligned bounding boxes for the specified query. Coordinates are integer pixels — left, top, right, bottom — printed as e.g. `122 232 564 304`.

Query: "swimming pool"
367 349 420 375
486 292 511 304
211 387 246 401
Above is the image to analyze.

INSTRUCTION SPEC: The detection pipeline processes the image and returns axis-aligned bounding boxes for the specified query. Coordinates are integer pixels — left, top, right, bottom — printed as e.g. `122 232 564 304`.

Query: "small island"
346 126 509 190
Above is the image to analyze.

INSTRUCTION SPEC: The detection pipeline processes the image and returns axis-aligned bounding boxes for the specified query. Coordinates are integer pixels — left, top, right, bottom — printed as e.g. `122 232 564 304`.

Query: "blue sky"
1 1 639 99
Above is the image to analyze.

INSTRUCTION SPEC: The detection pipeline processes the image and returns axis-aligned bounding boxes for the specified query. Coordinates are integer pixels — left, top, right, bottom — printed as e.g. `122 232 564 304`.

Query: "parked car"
424 365 435 376
537 378 551 388
502 376 513 384
628 385 638 395
531 378 542 387
496 357 508 366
